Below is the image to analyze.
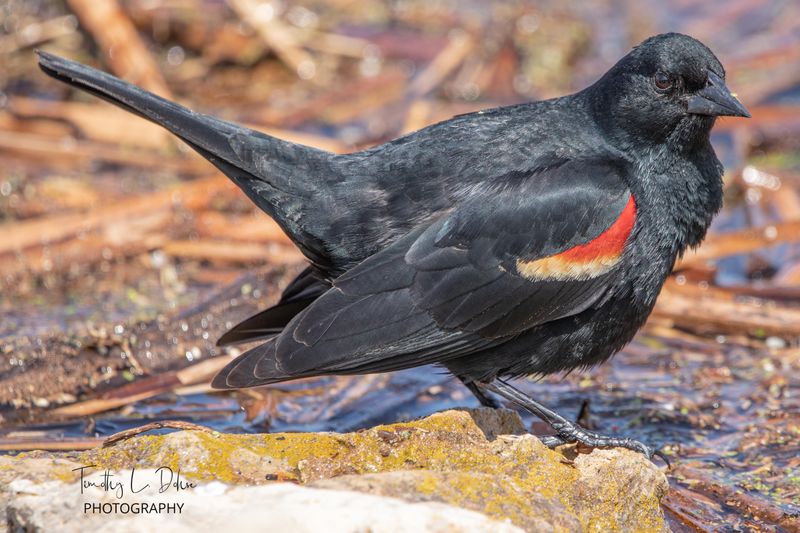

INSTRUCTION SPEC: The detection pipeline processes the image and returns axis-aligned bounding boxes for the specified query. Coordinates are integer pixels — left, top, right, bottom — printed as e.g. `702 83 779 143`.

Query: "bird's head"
591 33 749 149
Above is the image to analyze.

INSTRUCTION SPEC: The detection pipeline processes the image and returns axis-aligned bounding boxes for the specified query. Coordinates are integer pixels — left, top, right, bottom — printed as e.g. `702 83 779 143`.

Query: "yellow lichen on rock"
1 408 669 532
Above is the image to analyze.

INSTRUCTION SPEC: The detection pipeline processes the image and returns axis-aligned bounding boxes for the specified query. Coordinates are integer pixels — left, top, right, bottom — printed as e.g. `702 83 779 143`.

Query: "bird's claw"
476 380 671 466
539 426 670 467
651 449 672 468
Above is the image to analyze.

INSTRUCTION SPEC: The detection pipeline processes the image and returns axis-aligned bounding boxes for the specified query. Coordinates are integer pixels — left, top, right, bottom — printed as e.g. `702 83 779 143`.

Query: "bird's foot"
537 424 669 466
475 379 669 466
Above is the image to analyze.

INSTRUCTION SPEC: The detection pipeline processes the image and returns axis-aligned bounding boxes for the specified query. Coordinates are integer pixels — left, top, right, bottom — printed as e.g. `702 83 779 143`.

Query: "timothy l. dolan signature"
73 465 196 499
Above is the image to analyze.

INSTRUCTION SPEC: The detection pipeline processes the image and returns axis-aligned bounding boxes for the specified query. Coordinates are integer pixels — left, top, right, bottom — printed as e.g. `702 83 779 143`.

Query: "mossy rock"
0 408 669 532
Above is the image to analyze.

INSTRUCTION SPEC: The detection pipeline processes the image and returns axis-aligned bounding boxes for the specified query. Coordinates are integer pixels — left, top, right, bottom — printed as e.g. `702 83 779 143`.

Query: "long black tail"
37 51 337 267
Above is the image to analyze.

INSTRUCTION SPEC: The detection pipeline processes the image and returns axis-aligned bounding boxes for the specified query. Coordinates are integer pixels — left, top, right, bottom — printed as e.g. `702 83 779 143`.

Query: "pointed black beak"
687 71 750 118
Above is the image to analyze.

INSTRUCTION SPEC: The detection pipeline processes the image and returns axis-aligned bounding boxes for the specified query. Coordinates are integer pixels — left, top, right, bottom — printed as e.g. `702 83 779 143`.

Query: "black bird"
38 33 749 458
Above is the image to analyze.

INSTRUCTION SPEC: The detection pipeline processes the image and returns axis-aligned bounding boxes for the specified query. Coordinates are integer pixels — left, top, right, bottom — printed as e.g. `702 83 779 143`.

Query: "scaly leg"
459 376 502 408
476 379 668 464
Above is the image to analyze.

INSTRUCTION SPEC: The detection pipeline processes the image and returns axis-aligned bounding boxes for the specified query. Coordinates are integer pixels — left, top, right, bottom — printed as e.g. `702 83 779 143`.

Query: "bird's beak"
687 71 750 118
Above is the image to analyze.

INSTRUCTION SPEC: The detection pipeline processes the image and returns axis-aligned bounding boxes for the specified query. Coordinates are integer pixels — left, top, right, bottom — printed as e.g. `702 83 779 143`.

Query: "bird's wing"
216 267 330 346
212 159 636 388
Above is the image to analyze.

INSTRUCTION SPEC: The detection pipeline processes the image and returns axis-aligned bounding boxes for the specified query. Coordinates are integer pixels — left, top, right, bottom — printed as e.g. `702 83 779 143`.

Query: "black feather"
217 267 329 346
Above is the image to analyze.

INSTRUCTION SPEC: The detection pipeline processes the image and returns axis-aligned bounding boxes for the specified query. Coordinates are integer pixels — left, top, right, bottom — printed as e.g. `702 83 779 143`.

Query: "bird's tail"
37 51 337 265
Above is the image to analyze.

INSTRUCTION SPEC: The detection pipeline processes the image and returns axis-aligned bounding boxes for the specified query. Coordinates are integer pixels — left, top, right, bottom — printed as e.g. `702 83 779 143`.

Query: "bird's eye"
654 72 673 92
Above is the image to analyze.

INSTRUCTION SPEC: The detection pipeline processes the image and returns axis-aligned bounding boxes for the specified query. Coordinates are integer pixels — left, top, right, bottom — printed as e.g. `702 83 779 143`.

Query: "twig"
410 30 475 96
51 357 231 418
7 96 169 149
671 466 800 530
195 211 292 244
0 130 206 172
402 99 434 134
0 226 167 279
677 220 800 269
0 174 230 255
295 29 370 58
653 286 800 337
102 420 216 447
50 391 164 418
228 0 318 81
660 484 719 533
5 96 348 153
162 239 303 265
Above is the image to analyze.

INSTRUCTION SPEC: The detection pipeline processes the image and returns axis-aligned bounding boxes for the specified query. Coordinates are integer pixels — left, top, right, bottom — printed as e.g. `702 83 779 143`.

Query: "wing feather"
213 159 636 389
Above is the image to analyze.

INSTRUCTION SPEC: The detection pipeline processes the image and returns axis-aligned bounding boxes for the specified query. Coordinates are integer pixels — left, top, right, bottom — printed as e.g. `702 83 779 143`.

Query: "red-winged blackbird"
38 32 749 459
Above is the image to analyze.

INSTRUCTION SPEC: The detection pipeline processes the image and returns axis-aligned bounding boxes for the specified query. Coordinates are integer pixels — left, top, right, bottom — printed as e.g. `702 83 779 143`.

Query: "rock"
6 475 523 533
311 471 580 531
0 408 669 532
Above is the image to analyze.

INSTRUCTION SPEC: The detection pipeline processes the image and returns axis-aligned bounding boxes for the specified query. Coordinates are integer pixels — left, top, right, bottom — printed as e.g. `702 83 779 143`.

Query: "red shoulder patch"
556 194 636 262
516 195 636 280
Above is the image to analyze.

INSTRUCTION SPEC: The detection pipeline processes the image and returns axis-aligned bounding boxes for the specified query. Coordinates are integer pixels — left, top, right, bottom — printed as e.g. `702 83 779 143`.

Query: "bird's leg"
476 379 667 463
458 377 502 409
575 399 593 428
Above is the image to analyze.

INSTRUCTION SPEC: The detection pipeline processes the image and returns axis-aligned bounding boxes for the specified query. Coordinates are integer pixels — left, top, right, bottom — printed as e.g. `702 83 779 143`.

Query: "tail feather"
37 51 337 266
38 51 244 166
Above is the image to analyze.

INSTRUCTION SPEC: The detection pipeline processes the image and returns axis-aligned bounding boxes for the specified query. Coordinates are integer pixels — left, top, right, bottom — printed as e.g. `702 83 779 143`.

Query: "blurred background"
1 0 799 529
